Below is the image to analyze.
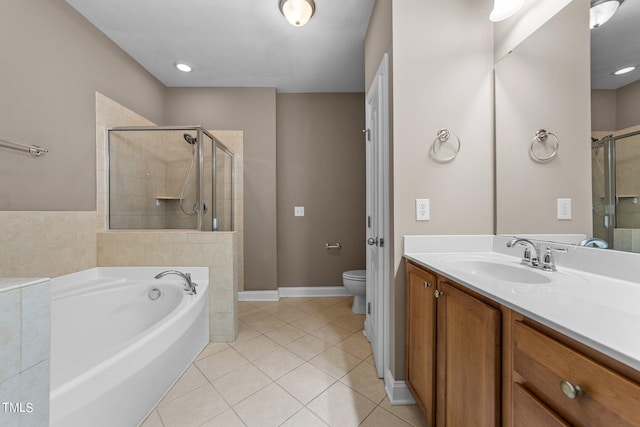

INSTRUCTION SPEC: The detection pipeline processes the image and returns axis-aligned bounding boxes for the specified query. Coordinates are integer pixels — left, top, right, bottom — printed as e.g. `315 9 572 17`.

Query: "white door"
365 54 389 379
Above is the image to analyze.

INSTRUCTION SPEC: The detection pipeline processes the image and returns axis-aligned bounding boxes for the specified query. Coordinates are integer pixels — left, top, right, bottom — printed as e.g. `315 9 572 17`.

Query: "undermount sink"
444 259 552 284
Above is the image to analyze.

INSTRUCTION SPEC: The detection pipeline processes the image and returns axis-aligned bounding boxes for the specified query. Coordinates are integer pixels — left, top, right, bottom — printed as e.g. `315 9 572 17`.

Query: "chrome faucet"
506 238 541 267
154 270 197 295
579 238 608 249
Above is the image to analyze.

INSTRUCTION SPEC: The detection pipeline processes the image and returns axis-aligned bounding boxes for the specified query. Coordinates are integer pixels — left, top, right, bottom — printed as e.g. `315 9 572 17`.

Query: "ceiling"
66 1 635 92
65 0 375 93
591 0 640 89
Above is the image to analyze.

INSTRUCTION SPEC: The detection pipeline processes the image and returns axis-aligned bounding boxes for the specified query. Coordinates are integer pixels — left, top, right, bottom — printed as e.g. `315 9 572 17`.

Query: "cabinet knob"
559 380 584 399
434 289 444 298
423 281 432 288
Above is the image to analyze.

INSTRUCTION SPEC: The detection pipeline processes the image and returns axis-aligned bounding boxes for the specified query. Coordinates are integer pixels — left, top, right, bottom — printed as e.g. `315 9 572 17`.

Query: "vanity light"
590 0 621 29
174 62 192 73
489 0 524 22
613 66 636 75
279 0 315 27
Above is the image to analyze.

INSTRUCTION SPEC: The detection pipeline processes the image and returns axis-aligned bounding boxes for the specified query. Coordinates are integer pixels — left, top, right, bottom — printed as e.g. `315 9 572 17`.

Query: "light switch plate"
294 206 304 217
416 199 430 221
557 198 572 220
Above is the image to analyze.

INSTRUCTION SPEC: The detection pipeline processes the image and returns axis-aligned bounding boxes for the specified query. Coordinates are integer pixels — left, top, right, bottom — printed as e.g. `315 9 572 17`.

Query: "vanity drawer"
513 321 640 427
513 383 570 427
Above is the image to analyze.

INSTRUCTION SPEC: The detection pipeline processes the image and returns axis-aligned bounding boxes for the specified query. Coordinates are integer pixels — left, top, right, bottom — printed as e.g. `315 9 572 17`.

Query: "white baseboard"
238 286 351 301
237 290 279 302
278 286 351 298
384 369 416 405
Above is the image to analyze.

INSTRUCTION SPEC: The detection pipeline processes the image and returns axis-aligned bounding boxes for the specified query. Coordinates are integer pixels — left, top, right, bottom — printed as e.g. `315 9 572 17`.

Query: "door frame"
365 53 390 380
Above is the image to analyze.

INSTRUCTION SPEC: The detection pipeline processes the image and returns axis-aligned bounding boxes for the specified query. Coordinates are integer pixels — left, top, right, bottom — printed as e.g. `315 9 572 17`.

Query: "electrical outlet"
294 206 304 217
416 199 430 221
557 198 572 220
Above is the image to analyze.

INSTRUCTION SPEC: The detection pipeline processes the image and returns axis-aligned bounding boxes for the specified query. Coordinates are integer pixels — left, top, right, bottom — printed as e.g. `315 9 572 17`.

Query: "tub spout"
154 270 197 295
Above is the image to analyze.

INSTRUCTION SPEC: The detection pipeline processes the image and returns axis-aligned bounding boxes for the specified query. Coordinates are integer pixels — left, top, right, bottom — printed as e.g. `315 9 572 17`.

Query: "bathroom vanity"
404 235 640 427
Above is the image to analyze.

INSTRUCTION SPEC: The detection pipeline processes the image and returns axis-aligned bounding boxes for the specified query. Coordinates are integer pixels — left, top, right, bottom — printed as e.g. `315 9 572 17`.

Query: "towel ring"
530 129 559 162
430 129 460 162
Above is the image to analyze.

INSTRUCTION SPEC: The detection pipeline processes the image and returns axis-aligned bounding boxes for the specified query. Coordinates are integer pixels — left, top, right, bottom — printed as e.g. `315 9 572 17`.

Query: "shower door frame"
106 125 234 231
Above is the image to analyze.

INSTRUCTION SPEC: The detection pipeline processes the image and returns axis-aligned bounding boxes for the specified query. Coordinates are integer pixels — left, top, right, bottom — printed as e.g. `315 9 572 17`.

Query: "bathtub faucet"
154 270 197 295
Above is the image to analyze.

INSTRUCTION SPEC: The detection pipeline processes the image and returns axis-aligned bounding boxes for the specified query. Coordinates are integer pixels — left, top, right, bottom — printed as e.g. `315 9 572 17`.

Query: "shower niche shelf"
155 196 181 201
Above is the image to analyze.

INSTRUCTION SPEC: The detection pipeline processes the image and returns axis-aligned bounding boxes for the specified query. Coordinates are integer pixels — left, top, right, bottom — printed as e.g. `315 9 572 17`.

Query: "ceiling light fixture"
174 62 192 73
489 0 524 22
590 0 621 29
613 66 636 75
279 0 315 27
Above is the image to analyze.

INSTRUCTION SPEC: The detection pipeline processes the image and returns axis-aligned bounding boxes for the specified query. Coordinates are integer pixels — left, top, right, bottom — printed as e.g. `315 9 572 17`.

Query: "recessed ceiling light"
174 62 192 73
613 66 636 75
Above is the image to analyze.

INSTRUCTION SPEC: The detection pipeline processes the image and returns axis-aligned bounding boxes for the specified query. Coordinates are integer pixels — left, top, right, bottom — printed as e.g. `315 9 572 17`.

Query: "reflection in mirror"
591 0 640 252
495 0 591 238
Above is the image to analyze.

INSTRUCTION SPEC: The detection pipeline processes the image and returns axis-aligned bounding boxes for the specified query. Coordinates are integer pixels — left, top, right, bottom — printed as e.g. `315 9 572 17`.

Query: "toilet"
342 270 366 314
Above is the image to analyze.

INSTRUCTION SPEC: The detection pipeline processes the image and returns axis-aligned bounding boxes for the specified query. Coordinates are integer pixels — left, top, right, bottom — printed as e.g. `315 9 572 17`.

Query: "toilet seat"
343 270 366 281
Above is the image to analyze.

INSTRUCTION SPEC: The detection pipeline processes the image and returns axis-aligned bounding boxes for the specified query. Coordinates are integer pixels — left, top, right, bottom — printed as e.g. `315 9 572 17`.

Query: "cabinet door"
436 281 501 427
405 263 437 425
513 383 571 427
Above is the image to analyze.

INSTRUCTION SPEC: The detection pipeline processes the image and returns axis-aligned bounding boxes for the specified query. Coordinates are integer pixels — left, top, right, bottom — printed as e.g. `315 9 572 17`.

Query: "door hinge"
367 216 371 228
364 128 371 141
379 238 384 247
368 302 371 314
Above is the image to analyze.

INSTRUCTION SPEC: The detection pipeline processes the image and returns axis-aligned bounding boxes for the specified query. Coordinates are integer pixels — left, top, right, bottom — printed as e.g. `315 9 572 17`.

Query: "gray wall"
164 88 278 291
591 90 617 131
276 93 365 287
591 81 640 133
0 0 165 211
616 80 640 130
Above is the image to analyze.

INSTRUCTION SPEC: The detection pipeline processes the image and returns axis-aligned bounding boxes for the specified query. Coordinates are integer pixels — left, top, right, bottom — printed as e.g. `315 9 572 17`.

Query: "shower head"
183 134 197 145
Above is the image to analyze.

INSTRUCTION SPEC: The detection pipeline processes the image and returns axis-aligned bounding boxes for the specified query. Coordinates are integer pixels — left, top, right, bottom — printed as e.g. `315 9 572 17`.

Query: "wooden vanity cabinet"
406 261 501 427
405 262 437 426
406 259 640 426
512 320 640 427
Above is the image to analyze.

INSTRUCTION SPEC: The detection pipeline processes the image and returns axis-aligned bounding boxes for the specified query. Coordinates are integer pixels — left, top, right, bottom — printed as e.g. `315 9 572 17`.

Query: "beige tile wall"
0 279 51 427
0 211 97 278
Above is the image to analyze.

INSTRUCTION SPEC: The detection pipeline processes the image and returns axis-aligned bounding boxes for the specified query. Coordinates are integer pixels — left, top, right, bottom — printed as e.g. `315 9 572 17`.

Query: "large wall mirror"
591 0 640 253
495 0 592 238
496 0 640 254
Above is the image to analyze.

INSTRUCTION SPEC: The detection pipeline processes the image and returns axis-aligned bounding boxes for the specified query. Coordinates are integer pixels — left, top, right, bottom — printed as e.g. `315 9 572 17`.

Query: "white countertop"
404 235 640 372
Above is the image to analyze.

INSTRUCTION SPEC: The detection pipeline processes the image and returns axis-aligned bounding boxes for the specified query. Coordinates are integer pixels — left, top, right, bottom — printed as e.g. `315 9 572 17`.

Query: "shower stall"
592 129 640 251
107 126 234 231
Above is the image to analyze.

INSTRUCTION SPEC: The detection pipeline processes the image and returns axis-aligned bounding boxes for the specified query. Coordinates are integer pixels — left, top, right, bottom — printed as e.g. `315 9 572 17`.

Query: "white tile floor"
140 297 428 427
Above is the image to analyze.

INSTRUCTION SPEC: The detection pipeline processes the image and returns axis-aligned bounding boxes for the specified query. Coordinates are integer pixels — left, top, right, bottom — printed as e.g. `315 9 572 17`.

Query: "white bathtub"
50 267 209 427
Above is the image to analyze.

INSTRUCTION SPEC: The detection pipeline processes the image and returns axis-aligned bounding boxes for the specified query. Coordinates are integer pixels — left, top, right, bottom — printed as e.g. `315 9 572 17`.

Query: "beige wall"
0 0 165 211
164 88 277 291
390 0 495 377
276 93 366 287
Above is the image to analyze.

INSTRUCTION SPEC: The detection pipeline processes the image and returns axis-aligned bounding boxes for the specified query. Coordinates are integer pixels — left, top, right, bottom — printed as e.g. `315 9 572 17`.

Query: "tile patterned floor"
140 297 428 427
